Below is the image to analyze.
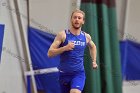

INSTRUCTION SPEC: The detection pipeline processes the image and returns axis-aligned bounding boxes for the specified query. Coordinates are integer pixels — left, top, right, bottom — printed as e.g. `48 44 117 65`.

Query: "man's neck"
70 27 81 35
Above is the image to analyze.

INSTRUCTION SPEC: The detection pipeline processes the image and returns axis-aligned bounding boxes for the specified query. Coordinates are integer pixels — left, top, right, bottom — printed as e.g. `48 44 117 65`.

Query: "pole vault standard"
13 0 38 93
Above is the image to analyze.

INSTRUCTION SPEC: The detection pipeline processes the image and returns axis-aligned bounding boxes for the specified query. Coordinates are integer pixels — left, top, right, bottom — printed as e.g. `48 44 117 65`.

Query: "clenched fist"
65 42 75 51
92 62 98 69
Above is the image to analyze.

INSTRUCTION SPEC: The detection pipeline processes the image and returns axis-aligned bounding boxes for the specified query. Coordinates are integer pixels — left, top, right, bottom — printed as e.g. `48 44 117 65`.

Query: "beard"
72 23 82 29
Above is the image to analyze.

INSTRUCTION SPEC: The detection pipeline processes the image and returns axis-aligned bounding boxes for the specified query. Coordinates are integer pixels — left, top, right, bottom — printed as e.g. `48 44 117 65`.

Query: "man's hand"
92 62 98 69
65 42 75 51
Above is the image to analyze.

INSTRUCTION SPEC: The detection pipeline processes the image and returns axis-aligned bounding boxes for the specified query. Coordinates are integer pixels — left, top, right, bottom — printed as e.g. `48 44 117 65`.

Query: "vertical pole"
13 0 38 93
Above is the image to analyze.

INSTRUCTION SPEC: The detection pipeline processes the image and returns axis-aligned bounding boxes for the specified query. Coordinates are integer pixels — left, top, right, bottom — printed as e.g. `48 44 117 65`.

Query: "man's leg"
70 89 81 93
59 73 71 93
70 71 86 93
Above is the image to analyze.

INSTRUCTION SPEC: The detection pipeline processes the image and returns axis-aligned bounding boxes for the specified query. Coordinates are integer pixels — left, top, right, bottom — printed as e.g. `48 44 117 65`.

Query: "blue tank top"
58 29 87 73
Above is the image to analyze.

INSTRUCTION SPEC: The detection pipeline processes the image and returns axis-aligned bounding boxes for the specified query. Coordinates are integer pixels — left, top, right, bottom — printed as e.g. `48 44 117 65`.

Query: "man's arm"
85 33 98 69
47 31 74 57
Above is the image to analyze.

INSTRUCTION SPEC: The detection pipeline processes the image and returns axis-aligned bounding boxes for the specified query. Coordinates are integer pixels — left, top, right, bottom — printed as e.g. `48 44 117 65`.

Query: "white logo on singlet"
76 86 80 88
68 40 85 46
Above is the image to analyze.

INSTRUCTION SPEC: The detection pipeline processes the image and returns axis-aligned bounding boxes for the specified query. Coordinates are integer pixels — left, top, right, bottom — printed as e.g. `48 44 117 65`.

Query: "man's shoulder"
56 30 66 42
56 30 66 36
58 30 65 34
84 32 91 38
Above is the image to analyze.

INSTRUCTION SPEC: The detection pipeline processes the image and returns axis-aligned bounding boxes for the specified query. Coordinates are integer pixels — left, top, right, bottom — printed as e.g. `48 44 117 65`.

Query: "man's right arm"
47 31 74 57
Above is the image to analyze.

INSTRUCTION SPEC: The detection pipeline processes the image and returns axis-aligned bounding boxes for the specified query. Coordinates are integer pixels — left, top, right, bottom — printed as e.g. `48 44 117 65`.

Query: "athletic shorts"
59 71 86 93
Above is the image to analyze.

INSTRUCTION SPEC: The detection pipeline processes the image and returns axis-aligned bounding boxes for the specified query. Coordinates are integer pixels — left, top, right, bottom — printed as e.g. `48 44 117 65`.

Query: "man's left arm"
86 33 98 69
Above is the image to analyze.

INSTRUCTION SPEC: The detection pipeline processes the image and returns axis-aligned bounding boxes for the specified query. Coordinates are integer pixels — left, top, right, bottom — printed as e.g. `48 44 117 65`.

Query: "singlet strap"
65 29 70 34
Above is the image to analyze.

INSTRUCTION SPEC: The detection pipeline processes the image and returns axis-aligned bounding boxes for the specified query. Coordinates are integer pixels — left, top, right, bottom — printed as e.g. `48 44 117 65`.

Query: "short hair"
71 9 85 20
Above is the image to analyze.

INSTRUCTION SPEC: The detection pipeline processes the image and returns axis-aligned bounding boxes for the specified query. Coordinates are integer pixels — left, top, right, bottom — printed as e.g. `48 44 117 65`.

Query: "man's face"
71 12 85 29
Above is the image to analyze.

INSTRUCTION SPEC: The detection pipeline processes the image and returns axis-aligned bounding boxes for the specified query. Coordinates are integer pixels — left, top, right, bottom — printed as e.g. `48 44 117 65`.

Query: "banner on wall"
0 24 5 63
120 40 140 80
28 27 61 93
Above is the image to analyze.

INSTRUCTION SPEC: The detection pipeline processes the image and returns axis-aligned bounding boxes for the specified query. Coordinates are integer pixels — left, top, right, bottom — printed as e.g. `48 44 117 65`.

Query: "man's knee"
70 89 81 93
